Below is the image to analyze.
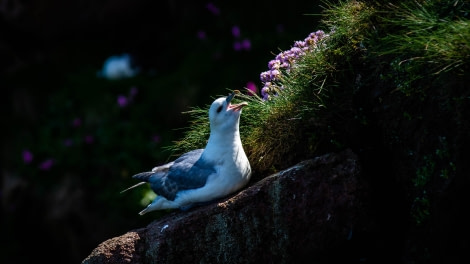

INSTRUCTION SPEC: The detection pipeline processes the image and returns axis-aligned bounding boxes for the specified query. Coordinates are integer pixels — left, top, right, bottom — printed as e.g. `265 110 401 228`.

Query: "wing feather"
136 149 216 201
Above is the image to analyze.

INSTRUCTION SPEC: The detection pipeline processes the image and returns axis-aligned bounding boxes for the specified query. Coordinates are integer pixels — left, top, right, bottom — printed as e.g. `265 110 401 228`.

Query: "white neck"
207 128 240 148
203 123 242 163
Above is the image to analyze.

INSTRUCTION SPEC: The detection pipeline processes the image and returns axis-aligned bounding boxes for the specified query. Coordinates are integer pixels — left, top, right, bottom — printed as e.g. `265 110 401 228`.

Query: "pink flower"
246 81 257 95
241 39 251 50
117 95 128 107
232 26 240 38
22 149 33 164
234 39 251 51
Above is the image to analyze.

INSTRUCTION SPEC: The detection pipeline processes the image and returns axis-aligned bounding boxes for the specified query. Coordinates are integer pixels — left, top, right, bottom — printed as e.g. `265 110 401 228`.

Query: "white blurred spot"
97 53 139 80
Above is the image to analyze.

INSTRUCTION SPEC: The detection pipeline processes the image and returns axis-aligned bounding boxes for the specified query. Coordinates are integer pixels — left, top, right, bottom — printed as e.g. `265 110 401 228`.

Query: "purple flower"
268 59 281 70
117 95 128 107
271 69 281 79
260 70 281 82
275 51 289 64
305 30 327 46
294 40 306 48
72 118 82 127
261 86 270 100
315 30 326 39
22 149 33 164
38 159 54 171
232 26 240 38
241 39 251 50
290 47 304 57
234 38 251 51
259 30 328 100
260 71 270 82
206 3 220 16
280 62 290 68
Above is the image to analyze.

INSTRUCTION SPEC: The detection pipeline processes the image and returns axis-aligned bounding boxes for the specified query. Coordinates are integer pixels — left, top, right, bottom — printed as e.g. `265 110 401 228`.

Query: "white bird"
124 91 251 215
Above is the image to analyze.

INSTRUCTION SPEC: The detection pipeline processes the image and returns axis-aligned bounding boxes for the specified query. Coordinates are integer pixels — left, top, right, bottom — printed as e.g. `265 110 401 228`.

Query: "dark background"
0 0 324 263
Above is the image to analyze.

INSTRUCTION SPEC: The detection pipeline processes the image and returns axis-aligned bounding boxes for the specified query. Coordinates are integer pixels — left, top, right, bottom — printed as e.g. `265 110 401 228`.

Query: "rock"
82 149 368 264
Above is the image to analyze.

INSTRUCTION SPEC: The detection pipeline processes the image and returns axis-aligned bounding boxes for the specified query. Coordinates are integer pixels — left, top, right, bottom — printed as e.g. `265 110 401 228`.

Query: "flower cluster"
260 30 327 100
20 85 156 171
117 86 138 108
232 25 251 52
21 115 95 171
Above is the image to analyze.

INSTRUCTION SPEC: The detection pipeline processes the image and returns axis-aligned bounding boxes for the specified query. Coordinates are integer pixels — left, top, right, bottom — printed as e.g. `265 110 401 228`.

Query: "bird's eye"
216 105 223 113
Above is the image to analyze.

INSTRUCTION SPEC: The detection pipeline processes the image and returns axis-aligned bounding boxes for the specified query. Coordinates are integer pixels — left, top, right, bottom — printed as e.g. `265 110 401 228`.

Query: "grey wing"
147 149 216 201
171 149 204 164
167 149 216 190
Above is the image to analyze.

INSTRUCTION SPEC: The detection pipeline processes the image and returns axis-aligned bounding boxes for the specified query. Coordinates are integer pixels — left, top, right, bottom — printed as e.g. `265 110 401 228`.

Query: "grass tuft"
167 1 377 177
376 0 470 75
167 0 469 184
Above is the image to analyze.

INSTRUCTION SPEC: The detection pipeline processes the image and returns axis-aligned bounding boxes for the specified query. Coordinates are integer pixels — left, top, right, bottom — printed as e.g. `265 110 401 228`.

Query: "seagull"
123 91 251 215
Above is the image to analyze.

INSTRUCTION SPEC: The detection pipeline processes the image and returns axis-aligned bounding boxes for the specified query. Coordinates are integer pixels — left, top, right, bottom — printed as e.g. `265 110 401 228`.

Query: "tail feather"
120 171 156 194
120 181 147 194
139 208 149 215
132 171 155 181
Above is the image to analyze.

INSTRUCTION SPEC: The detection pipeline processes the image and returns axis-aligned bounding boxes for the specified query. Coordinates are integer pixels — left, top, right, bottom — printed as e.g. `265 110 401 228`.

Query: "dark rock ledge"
82 149 369 264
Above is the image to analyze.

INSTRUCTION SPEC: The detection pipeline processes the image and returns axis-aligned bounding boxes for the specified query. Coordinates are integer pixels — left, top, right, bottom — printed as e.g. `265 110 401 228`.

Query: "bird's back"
133 149 216 201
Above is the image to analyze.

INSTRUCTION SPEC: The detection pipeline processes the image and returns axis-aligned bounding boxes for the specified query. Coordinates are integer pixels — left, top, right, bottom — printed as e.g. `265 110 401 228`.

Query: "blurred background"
0 0 323 262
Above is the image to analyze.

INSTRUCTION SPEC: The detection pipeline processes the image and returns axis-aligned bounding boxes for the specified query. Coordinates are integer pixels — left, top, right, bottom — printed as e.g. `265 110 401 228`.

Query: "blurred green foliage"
2 0 469 263
1 1 324 263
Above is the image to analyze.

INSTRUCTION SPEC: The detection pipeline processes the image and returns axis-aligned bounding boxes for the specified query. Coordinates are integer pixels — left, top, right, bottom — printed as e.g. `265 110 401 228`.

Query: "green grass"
161 2 470 261
168 39 336 176
321 0 376 57
376 1 470 75
167 0 377 176
167 0 469 183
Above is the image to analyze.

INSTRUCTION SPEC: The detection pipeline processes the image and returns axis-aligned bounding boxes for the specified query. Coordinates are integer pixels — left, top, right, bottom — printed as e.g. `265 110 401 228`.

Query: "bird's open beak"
226 90 248 111
229 101 248 111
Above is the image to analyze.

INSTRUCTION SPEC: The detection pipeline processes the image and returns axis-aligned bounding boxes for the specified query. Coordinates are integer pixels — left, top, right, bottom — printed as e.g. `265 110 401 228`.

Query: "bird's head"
208 90 248 132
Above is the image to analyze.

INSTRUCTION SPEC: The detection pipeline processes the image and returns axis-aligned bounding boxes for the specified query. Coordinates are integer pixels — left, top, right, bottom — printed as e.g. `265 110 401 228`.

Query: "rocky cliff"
82 149 370 264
